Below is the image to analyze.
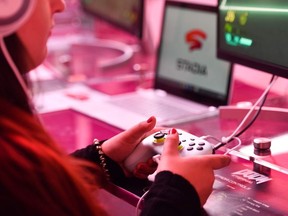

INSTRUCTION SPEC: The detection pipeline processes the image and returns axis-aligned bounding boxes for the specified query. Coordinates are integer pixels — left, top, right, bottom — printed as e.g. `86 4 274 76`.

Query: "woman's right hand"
155 128 231 206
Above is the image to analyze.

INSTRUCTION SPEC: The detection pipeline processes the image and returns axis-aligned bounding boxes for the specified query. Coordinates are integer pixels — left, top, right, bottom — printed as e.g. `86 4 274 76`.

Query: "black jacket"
72 144 202 216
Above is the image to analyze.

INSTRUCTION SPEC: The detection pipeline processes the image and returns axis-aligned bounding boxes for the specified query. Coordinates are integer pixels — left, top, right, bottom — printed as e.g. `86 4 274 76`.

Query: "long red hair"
0 99 109 215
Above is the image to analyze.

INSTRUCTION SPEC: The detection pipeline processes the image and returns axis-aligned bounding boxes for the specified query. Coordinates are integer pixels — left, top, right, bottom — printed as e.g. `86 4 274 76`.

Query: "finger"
120 116 157 142
133 163 157 179
133 170 147 179
205 155 231 170
147 158 158 167
161 128 180 157
102 117 157 161
137 162 157 174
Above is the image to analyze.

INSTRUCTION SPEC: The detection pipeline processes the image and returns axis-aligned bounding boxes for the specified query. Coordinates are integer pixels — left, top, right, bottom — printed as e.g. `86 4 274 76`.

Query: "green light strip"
225 33 253 47
220 0 288 12
239 37 253 46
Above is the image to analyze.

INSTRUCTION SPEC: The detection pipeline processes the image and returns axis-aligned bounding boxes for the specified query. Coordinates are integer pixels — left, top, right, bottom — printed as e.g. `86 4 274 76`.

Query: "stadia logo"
186 29 207 51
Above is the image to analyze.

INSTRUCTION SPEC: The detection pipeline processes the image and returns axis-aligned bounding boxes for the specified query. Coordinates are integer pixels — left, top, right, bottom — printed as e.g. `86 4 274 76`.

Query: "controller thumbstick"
153 132 166 145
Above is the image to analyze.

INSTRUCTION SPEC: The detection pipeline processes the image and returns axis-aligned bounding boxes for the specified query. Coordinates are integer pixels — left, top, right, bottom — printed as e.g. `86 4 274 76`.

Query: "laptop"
75 1 233 130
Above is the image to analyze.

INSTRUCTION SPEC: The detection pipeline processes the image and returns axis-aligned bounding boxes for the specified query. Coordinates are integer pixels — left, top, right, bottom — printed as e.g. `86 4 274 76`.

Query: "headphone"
0 0 36 37
0 0 37 114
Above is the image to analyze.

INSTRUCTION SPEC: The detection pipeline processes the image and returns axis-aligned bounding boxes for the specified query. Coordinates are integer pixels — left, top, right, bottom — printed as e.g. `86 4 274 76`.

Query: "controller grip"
124 144 156 172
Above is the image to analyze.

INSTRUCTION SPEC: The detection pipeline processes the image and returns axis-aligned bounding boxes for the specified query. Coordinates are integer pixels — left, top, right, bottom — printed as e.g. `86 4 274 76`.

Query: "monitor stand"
83 37 135 69
47 34 134 69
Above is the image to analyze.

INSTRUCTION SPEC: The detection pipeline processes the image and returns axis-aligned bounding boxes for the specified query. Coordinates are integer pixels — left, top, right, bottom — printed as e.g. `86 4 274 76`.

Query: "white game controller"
124 129 214 176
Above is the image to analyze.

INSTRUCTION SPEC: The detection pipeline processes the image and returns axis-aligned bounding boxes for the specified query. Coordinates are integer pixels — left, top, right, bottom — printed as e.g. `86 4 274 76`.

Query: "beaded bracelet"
94 139 110 180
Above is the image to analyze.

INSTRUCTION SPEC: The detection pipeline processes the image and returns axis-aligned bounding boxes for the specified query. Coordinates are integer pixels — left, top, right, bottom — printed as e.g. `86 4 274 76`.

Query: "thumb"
161 128 180 157
207 155 231 170
121 116 157 141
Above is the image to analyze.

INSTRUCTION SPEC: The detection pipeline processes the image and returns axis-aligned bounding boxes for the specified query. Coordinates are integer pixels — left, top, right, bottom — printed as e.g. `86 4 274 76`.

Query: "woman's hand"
101 116 159 171
132 158 158 179
156 128 231 206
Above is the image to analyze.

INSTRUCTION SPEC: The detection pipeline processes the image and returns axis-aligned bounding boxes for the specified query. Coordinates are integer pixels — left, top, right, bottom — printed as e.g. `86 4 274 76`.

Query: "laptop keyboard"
108 96 196 120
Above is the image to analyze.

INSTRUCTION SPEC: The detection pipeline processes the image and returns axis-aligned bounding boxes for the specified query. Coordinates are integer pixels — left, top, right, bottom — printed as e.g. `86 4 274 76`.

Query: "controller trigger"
152 154 161 163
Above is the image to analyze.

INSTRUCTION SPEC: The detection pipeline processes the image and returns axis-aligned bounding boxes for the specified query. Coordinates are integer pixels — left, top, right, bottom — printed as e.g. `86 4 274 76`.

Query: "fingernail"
169 128 177 134
147 116 153 123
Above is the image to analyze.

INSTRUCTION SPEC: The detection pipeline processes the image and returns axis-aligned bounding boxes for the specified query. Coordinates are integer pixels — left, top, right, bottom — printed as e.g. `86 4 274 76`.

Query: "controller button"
197 146 204 151
189 142 196 146
187 147 194 151
178 145 184 151
182 139 187 142
198 142 206 146
190 138 195 141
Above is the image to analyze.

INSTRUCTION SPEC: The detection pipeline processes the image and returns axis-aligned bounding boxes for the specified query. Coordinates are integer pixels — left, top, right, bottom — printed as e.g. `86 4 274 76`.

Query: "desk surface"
39 26 288 216
40 106 288 215
35 11 288 214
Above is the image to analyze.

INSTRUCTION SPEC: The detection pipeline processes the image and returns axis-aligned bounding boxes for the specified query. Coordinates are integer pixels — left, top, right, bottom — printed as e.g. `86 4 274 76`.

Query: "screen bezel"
217 0 288 79
154 1 233 107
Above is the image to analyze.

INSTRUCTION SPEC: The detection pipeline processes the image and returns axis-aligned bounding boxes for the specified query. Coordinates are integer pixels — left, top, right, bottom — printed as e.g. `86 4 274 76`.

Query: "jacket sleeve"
70 144 126 185
71 144 155 196
140 171 202 216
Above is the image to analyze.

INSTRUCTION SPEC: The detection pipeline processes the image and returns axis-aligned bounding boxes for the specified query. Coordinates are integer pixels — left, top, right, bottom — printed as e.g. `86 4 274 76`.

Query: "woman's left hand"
101 116 159 170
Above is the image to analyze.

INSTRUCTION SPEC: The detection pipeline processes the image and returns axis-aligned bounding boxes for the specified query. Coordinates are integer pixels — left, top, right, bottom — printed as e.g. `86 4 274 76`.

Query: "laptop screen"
155 1 232 106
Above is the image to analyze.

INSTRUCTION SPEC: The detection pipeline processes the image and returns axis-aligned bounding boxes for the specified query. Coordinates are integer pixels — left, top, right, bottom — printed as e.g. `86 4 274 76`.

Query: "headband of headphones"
0 0 36 37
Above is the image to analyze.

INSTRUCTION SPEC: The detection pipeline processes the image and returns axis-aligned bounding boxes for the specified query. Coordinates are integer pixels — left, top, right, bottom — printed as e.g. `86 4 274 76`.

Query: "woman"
0 0 230 215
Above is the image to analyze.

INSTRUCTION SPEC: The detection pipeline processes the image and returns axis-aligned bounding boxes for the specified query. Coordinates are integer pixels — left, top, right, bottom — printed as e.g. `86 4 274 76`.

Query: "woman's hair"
0 98 109 216
0 34 33 113
0 34 109 215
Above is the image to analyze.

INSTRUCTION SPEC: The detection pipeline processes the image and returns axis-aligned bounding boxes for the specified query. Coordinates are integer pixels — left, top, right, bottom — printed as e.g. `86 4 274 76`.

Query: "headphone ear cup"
0 0 36 37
